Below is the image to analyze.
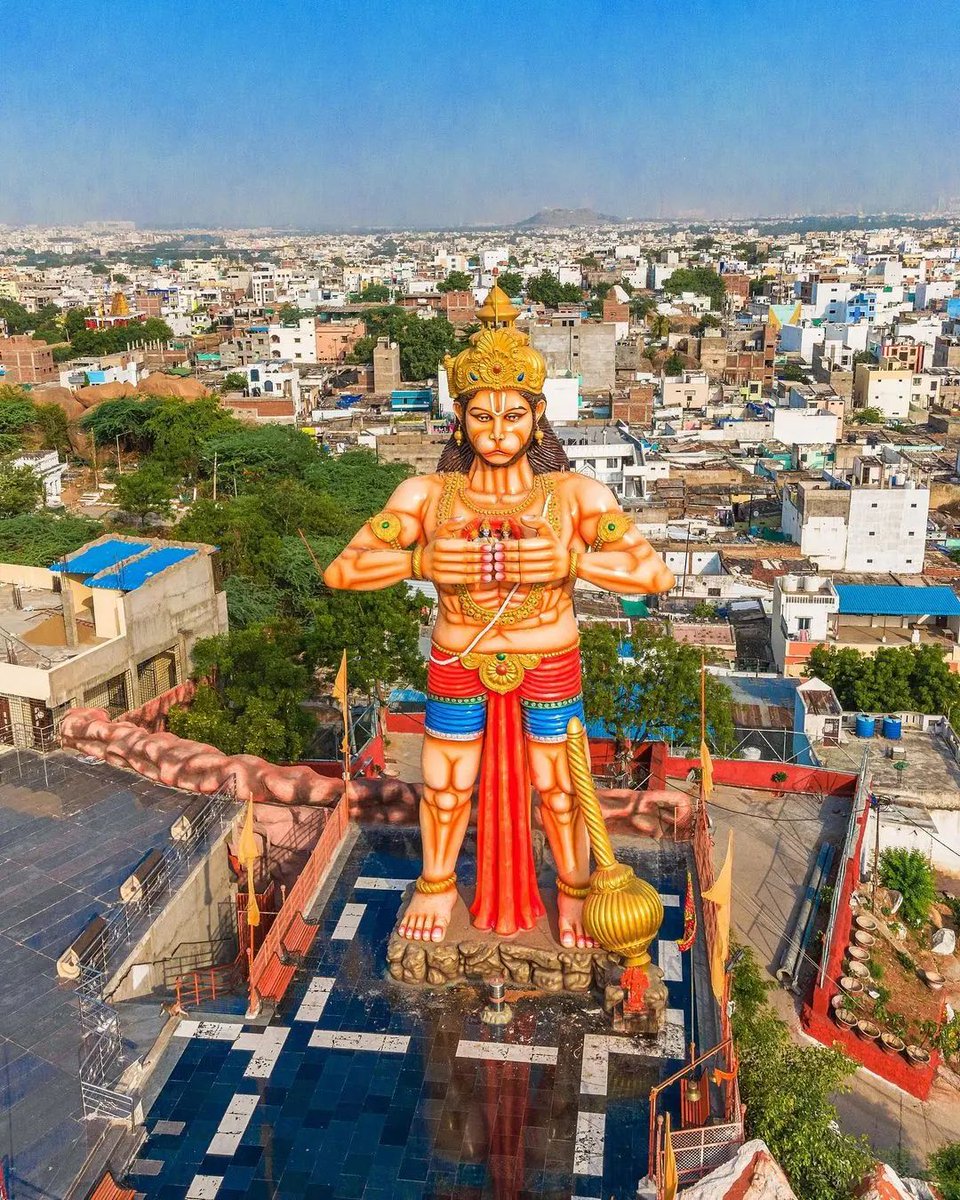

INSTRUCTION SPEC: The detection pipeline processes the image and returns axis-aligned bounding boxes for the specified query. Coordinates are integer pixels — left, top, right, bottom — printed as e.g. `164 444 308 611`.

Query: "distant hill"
515 207 623 228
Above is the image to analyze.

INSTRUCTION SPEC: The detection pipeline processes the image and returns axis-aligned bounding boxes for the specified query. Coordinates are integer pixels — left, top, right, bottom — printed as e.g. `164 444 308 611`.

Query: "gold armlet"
368 511 402 549
411 544 424 580
415 872 457 895
567 551 580 582
591 512 634 553
556 877 590 899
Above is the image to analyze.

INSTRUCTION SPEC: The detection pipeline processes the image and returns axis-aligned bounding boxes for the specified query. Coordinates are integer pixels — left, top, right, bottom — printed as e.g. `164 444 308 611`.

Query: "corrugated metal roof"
51 538 150 576
835 584 960 617
89 546 197 590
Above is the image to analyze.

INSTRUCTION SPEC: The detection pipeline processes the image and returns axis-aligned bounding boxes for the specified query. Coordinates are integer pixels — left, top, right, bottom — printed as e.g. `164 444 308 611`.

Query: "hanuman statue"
325 285 674 949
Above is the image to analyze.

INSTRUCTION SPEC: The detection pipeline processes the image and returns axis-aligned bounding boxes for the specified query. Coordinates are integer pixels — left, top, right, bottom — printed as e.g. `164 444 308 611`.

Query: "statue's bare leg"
397 733 480 943
528 740 595 949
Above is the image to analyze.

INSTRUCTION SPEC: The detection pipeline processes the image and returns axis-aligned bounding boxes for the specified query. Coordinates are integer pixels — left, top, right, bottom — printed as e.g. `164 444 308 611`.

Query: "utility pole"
115 434 122 474
212 451 218 501
871 793 883 913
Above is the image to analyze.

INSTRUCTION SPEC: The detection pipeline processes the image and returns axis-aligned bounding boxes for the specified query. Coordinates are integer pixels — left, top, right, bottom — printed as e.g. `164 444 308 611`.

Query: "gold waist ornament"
456 582 544 626
565 716 664 967
460 650 542 695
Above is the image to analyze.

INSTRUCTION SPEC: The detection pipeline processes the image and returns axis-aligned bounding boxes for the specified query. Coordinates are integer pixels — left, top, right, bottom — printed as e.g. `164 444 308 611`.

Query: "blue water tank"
882 715 902 741
855 713 876 738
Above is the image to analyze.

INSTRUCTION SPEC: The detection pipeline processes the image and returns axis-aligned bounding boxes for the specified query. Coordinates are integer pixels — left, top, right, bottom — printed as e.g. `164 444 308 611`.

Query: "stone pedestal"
601 963 668 1036
386 889 610 993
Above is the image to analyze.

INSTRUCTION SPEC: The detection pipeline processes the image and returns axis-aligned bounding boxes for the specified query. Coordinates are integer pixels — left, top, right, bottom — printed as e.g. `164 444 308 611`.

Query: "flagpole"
699 649 706 811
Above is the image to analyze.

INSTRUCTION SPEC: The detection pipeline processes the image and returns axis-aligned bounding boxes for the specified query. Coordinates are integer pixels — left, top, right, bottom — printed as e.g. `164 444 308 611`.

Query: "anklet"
415 872 457 895
556 877 590 899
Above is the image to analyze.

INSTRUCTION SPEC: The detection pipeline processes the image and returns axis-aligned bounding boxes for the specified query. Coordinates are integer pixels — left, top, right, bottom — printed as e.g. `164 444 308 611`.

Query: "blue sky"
2 1 959 228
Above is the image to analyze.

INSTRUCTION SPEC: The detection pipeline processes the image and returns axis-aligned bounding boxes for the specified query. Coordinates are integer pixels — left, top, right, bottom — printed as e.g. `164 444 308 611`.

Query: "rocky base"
386 890 610 992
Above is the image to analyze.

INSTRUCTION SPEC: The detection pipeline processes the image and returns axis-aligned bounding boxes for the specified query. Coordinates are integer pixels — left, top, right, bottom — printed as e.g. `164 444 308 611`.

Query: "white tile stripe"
309 1030 411 1054
207 1093 258 1157
573 1110 606 1176
244 1026 289 1078
661 893 680 907
456 1039 558 1065
580 1014 687 1095
657 939 683 982
186 1176 222 1200
354 876 416 890
295 976 335 1022
331 902 367 940
173 1020 242 1042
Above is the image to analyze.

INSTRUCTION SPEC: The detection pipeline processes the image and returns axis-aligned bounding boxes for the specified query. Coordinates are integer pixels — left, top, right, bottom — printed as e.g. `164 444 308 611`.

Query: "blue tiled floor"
131 829 693 1199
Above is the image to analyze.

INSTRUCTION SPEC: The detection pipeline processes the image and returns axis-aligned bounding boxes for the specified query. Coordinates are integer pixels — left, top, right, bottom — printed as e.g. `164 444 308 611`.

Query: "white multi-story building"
771 574 840 676
13 451 66 508
781 457 929 574
662 371 710 411
267 317 317 364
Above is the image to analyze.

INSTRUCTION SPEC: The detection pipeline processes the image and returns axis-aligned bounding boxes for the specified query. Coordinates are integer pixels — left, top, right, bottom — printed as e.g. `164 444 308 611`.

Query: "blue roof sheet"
835 584 960 617
89 546 197 590
51 538 150 576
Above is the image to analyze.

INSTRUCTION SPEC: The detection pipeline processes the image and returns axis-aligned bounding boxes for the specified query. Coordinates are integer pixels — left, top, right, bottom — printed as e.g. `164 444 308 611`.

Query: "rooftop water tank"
802 575 819 593
855 713 876 739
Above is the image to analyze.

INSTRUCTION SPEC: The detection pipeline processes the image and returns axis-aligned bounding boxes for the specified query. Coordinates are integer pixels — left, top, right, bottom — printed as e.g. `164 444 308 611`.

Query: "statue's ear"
534 397 546 424
453 401 463 423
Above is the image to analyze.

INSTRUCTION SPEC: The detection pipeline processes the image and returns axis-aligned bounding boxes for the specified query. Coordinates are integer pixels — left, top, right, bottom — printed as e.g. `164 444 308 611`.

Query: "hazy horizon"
4 0 959 229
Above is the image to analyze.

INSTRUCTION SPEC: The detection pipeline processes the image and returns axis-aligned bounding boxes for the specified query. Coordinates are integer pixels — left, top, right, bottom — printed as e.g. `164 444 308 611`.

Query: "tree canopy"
0 462 44 518
437 270 473 293
731 946 872 1199
525 272 584 308
663 266 726 310
348 306 467 381
0 511 103 565
580 622 734 754
496 271 524 298
806 643 960 720
112 464 175 526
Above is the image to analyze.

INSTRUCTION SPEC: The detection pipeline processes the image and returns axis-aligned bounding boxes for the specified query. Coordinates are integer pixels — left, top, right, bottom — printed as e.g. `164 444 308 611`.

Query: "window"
869 531 876 536
866 558 873 564
871 502 878 508
797 617 812 631
910 502 917 508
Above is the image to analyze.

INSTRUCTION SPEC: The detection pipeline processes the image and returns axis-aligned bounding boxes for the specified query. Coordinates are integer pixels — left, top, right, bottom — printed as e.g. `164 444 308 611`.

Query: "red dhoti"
425 644 584 936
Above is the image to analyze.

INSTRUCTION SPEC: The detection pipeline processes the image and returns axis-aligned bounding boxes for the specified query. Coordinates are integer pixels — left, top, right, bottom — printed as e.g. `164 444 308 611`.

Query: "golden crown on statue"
442 283 548 399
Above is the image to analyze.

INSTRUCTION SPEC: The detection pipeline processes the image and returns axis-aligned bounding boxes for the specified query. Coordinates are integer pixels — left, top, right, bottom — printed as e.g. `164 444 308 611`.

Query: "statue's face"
458 389 543 467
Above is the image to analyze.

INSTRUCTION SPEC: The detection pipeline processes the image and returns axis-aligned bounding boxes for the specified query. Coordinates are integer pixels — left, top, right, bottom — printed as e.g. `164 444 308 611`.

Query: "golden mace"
565 717 665 967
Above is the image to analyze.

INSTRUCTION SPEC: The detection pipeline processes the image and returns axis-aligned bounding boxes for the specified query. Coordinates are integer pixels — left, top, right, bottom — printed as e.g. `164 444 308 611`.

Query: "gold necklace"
454 473 543 518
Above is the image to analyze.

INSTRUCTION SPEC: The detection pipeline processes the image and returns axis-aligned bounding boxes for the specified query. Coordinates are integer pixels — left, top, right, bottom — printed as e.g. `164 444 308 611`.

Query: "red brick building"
612 383 654 425
0 336 57 385
602 293 630 324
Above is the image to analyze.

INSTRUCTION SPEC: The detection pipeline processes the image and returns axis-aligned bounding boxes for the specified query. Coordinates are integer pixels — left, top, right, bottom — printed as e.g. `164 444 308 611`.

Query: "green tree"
694 313 722 337
0 461 44 517
648 313 671 339
33 404 71 455
0 385 41 448
663 266 726 310
168 622 316 761
0 512 101 565
112 463 175 526
80 397 159 451
580 623 734 755
629 295 655 321
852 406 884 425
358 282 391 303
526 272 584 308
496 271 524 298
0 298 35 335
778 361 811 383
144 396 236 476
303 448 412 523
201 423 318 486
807 643 960 720
930 1141 960 1200
731 947 872 1200
221 372 248 393
348 307 466 381
852 350 878 367
879 848 936 927
663 352 685 376
437 270 473 293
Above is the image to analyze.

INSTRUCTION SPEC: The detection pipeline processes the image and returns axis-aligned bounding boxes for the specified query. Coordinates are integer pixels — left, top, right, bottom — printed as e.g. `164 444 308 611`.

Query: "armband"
411 544 424 580
591 513 634 552
368 511 402 549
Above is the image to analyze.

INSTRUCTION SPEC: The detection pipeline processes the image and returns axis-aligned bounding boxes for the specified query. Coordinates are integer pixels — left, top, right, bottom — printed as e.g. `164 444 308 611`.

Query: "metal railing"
80 1080 137 1124
817 748 870 989
83 777 239 986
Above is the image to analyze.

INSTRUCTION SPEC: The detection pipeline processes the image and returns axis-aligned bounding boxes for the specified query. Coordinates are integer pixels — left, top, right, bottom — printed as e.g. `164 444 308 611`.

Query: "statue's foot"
396 888 457 943
557 892 596 950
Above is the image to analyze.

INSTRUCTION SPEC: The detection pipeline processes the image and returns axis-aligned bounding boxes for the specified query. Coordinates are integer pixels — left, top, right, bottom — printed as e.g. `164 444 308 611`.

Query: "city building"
781 457 929 574
373 337 402 391
530 320 617 390
0 335 57 384
13 450 66 507
0 536 227 746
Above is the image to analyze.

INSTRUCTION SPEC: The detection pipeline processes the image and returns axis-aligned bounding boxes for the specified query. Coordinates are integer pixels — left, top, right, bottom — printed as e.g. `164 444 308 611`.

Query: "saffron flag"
662 1111 678 1200
236 794 260 928
701 829 733 1002
677 869 697 952
332 650 350 757
700 738 713 801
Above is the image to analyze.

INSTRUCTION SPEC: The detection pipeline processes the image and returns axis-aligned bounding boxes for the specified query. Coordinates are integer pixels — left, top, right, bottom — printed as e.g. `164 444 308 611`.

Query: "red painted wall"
664 754 857 798
386 710 426 734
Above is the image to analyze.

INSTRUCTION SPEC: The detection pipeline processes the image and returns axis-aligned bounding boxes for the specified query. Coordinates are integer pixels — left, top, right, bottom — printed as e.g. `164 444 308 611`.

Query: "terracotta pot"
923 970 944 991
854 930 876 949
905 1044 931 1066
840 975 864 995
880 1032 905 1054
847 944 869 963
847 960 870 979
856 1019 881 1041
855 913 879 933
835 1008 858 1030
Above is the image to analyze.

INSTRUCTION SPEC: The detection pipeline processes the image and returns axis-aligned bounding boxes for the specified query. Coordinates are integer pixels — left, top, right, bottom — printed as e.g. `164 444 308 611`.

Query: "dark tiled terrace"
129 829 698 1200
0 751 202 1200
